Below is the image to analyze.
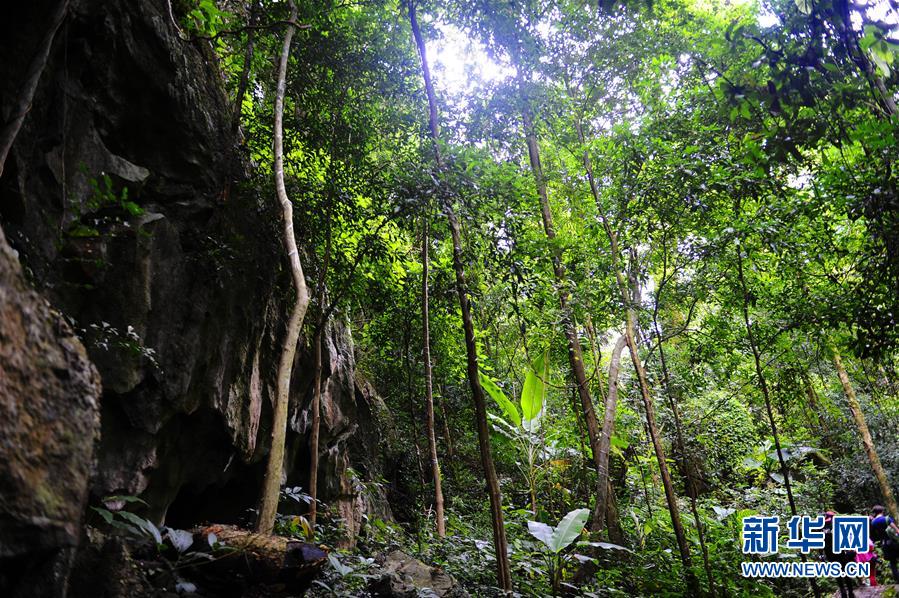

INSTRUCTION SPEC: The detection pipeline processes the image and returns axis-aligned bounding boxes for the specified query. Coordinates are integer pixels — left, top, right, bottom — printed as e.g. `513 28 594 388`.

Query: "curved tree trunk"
408 3 511 589
256 1 311 535
833 351 899 520
0 0 69 177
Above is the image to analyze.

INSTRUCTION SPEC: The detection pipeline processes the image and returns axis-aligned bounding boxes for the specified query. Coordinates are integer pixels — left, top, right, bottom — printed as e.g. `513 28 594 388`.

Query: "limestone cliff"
0 0 392 588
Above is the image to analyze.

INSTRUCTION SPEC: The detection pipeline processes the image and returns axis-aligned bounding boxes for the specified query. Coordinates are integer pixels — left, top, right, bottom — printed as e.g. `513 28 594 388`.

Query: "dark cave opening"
164 457 265 530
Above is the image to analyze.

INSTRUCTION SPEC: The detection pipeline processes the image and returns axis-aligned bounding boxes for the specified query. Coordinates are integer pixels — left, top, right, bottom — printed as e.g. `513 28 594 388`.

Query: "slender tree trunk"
257 1 311 535
445 208 512 590
624 311 698 594
735 253 797 515
307 215 334 530
592 334 626 531
515 73 606 534
404 322 427 488
0 0 69 178
575 116 696 591
833 351 899 520
655 323 716 597
409 4 511 589
306 96 352 530
422 218 447 537
736 252 821 598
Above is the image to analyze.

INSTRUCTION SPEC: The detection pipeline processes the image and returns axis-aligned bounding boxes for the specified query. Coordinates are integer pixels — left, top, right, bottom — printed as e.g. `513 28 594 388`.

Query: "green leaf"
479 372 520 427
532 508 591 554
520 351 547 423
68 225 100 238
122 201 144 216
860 25 880 51
91 507 114 524
527 520 555 549
118 511 162 544
578 540 633 553
610 435 629 449
794 0 811 15
328 553 353 576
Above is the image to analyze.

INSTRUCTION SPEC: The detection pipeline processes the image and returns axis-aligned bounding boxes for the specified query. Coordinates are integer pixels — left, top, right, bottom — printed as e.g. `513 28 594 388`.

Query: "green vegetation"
175 0 899 594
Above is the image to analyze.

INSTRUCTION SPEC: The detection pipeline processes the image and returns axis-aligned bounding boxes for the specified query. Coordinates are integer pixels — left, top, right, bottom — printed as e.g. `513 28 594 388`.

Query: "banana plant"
480 352 548 514
527 508 590 596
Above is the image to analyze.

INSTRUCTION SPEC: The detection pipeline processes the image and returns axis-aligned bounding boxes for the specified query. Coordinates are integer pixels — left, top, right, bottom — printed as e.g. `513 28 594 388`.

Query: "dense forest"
2 0 899 596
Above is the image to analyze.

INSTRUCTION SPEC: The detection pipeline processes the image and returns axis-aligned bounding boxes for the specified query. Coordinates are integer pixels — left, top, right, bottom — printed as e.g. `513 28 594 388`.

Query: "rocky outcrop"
0 221 101 596
368 551 469 597
0 0 391 567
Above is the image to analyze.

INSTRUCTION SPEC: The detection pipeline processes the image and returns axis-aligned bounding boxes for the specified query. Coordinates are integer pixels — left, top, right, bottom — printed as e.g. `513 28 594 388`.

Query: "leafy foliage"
145 0 899 594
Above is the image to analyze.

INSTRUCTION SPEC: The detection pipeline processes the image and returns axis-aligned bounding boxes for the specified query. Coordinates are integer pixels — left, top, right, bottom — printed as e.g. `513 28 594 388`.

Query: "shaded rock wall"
0 0 391 550
0 221 101 595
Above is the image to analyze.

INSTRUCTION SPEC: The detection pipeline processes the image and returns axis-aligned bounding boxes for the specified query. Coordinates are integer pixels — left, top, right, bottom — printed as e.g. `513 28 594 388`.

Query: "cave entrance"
164 458 265 530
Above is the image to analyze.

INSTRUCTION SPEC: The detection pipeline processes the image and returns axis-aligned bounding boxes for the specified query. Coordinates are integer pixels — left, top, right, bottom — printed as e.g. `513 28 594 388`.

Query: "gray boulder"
368 550 469 597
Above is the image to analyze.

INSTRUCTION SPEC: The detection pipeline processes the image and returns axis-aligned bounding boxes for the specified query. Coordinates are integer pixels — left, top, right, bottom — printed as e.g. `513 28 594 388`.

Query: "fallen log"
176 524 327 596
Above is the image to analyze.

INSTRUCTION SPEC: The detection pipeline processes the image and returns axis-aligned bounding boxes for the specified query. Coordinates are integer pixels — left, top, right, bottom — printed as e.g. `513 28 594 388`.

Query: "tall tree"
408 1 512 589
515 69 607 537
256 0 311 535
735 246 822 598
307 220 332 529
578 111 698 592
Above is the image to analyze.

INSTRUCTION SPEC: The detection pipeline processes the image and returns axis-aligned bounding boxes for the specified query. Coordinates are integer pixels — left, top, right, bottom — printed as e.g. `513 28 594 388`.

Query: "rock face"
368 551 469 598
0 221 101 596
0 0 391 567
